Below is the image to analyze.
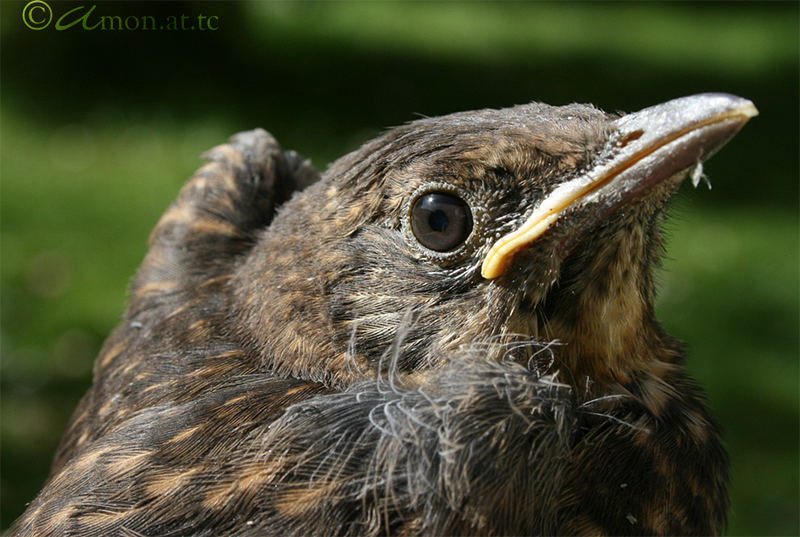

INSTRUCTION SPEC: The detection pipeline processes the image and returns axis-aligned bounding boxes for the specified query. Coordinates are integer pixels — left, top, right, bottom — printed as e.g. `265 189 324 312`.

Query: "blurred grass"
246 1 796 73
1 1 798 534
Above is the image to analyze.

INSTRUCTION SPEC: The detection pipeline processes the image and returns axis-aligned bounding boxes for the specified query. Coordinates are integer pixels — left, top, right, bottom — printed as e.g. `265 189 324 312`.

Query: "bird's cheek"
491 240 563 299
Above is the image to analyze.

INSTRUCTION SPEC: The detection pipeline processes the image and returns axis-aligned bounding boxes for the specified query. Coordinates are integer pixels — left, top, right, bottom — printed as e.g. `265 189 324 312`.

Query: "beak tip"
740 100 759 119
714 93 758 121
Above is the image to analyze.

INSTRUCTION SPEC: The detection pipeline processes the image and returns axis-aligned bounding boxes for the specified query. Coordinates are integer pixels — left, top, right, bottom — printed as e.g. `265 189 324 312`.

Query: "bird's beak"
481 93 758 280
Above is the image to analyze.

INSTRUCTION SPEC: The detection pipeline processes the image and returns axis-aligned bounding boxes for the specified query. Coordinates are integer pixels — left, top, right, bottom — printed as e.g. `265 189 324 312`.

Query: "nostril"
616 130 644 148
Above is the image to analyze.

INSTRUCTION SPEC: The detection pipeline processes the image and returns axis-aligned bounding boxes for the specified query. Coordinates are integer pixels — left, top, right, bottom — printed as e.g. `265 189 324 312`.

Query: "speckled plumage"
12 97 753 536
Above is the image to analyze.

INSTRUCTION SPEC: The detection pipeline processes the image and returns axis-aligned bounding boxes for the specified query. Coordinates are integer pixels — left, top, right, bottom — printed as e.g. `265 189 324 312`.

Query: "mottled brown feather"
13 101 737 536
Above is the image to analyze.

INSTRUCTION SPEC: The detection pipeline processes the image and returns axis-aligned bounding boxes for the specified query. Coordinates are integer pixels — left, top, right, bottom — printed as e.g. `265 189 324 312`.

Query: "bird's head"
231 94 756 390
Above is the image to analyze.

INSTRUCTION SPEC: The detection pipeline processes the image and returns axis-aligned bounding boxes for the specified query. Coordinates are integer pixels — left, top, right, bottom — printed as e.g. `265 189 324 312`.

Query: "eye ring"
403 183 485 264
410 192 472 252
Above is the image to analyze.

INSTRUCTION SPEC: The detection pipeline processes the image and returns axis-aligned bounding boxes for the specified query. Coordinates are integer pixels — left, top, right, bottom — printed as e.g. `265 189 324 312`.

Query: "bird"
11 93 756 537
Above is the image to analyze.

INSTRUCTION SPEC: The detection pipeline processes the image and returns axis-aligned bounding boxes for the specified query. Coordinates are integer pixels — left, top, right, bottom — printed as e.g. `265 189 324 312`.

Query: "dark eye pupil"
428 209 449 232
411 192 472 252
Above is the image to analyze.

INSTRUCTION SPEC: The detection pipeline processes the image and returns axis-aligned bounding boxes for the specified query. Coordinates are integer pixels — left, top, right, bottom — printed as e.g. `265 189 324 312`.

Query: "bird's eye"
410 192 473 252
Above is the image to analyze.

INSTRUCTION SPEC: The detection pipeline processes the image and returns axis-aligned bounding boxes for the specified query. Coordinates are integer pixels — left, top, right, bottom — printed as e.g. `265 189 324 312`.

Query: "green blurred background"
1 1 797 533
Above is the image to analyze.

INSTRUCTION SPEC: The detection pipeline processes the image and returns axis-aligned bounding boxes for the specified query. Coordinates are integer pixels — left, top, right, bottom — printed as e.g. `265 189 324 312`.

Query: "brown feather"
12 97 751 536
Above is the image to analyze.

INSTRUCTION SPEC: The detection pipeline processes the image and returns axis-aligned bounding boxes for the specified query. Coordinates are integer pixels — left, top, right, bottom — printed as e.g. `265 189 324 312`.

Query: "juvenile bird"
12 94 756 536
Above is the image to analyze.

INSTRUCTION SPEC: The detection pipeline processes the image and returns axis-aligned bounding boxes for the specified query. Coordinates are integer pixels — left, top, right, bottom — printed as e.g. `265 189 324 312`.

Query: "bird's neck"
539 271 712 434
535 223 681 397
546 278 677 389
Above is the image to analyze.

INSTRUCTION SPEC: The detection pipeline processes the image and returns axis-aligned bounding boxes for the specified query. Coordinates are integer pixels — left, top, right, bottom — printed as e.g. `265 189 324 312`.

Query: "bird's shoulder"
50 128 321 472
